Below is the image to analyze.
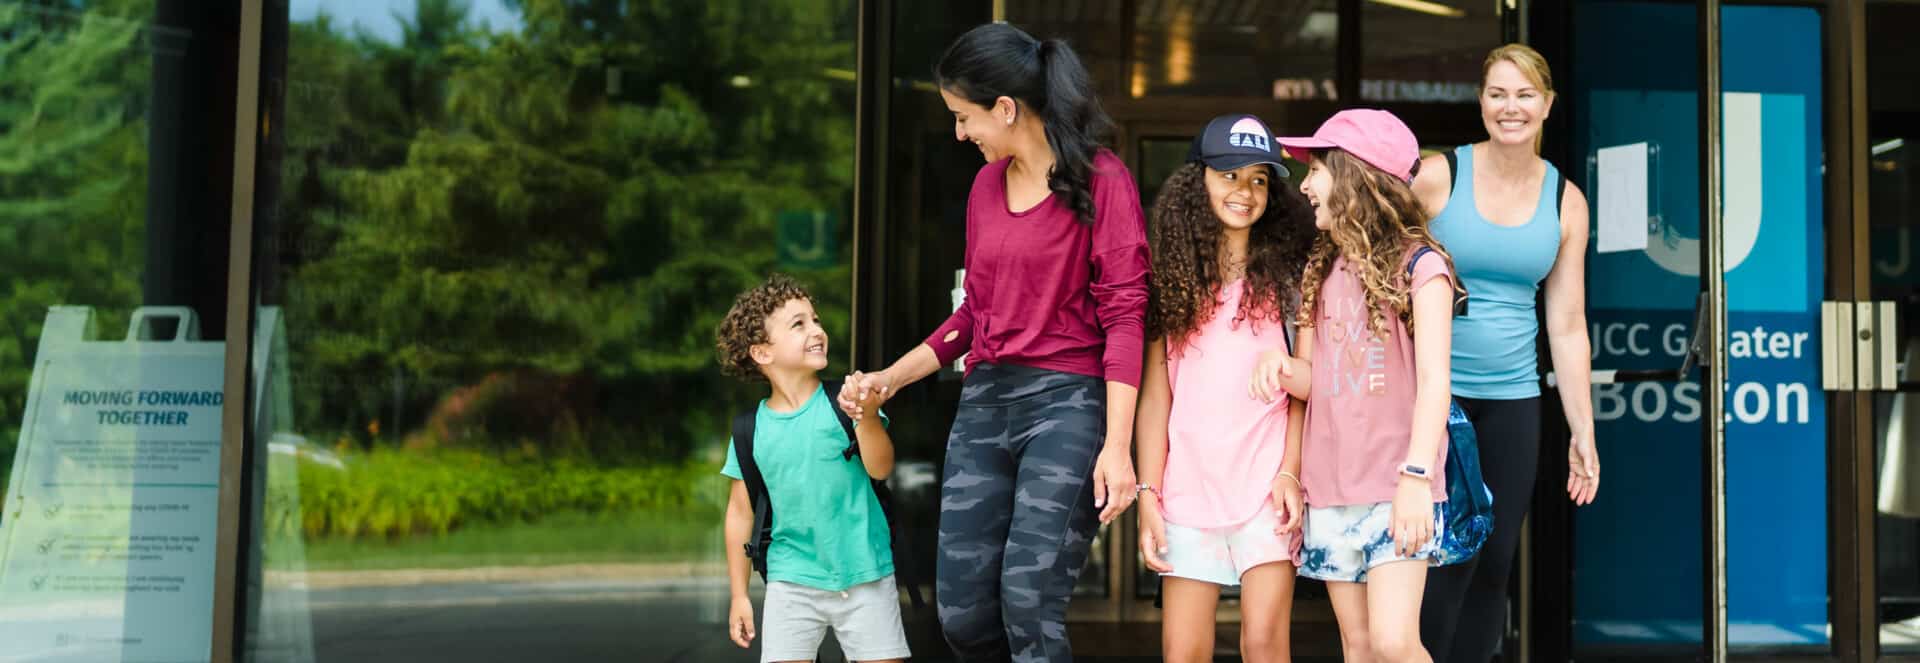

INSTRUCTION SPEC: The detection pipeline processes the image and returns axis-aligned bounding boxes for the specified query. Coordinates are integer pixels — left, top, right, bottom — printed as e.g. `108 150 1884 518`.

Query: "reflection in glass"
1360 0 1499 104
0 2 238 661
1870 0 1920 652
1003 0 1125 101
247 1 858 660
1130 1 1337 100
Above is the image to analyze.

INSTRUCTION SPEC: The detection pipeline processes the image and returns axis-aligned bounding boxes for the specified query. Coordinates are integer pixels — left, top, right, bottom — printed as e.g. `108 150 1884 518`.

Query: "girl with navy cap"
1134 113 1316 662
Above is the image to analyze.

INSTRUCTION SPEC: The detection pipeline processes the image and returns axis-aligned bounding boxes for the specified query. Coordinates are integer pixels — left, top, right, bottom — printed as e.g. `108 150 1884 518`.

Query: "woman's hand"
1137 492 1172 573
1249 348 1294 403
1391 477 1435 557
1092 444 1137 524
1568 428 1600 505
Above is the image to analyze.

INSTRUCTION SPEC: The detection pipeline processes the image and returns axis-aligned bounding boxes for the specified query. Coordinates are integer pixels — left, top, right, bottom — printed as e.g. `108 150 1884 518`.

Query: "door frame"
1526 0 1893 661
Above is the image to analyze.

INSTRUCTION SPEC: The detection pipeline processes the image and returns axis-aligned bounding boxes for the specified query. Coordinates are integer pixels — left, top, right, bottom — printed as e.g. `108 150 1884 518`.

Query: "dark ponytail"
936 23 1114 225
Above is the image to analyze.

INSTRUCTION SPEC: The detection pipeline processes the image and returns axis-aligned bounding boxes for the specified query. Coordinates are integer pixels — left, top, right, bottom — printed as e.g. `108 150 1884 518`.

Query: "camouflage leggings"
936 363 1105 663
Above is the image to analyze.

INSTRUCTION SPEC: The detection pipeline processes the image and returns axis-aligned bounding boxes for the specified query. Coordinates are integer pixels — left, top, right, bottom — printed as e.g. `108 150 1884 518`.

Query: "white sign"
0 306 224 663
1596 142 1651 254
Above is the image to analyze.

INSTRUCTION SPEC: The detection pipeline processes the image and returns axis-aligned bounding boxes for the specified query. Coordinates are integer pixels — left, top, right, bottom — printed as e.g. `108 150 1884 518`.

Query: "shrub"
278 446 717 541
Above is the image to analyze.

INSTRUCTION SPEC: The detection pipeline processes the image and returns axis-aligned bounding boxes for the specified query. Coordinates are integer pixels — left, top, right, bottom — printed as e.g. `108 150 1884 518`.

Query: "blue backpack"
1405 246 1494 566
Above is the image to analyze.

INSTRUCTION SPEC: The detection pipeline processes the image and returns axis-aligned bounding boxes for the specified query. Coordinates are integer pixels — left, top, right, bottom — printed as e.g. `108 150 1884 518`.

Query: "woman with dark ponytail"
837 22 1150 662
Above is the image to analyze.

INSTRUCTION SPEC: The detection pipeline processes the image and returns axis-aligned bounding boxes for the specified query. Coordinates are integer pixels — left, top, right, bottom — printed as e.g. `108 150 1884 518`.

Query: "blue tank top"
1428 144 1562 399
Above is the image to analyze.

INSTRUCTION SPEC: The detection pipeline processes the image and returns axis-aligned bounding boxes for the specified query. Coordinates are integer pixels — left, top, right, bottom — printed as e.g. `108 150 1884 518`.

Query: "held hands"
1271 471 1304 536
837 371 892 423
1391 477 1435 557
727 596 755 648
1249 348 1294 403
1568 428 1600 505
1137 491 1172 573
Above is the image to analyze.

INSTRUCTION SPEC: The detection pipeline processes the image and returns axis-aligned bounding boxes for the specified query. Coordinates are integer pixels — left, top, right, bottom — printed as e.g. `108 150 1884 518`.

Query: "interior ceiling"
1008 0 1491 62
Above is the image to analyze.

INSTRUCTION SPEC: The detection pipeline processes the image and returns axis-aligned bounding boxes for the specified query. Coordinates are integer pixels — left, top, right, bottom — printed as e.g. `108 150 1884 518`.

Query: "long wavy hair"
936 23 1113 225
1147 163 1316 352
1296 149 1466 340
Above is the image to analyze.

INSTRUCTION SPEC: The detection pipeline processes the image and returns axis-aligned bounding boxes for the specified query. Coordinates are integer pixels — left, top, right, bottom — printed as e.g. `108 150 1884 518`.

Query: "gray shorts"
761 574 910 662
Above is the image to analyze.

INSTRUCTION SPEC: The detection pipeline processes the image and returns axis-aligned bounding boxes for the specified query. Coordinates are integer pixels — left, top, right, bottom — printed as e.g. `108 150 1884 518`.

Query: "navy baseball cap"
1187 114 1289 177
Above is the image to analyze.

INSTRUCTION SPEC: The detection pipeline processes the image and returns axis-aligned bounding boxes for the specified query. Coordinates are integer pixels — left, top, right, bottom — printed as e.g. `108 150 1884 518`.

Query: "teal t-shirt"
721 384 893 592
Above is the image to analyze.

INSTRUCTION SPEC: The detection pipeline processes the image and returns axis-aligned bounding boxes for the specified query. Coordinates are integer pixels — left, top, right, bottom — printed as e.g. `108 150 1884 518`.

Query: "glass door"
1866 0 1920 655
1563 2 1852 661
1561 1 1834 659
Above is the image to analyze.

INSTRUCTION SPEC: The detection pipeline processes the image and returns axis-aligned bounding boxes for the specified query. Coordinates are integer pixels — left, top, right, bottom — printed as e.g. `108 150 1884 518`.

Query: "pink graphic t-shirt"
1161 281 1294 529
1302 251 1452 507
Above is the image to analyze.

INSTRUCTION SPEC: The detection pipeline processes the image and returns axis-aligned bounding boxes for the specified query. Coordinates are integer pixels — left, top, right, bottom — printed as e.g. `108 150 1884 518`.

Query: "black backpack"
730 380 925 608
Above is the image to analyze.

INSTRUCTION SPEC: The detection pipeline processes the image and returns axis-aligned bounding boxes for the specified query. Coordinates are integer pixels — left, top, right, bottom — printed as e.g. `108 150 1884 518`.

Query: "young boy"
715 274 910 663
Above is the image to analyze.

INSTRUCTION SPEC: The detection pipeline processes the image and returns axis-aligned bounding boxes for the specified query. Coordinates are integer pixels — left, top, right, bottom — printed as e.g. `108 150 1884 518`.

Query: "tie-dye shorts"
1297 500 1447 583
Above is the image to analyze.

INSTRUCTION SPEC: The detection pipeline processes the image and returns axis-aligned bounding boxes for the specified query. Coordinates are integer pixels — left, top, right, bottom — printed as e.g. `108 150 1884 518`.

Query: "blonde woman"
1411 44 1601 663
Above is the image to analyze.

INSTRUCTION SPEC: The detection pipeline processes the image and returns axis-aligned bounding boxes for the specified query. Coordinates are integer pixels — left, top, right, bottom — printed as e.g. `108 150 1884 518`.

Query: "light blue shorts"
1159 507 1300 587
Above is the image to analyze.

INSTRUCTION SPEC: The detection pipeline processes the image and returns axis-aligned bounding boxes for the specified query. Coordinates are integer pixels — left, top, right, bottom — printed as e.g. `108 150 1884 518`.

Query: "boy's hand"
854 374 886 412
728 596 755 648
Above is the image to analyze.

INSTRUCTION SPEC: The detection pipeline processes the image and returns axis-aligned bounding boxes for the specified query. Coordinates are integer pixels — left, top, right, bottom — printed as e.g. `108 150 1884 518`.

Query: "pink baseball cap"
1276 109 1422 183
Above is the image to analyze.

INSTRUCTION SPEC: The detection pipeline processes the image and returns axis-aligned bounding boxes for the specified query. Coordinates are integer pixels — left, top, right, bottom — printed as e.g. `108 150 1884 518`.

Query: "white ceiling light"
1368 0 1467 18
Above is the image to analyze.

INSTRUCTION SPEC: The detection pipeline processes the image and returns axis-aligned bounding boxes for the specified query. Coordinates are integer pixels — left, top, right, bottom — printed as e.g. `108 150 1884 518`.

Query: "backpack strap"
826 380 861 460
732 410 772 581
1406 246 1468 318
823 380 927 610
1407 246 1435 280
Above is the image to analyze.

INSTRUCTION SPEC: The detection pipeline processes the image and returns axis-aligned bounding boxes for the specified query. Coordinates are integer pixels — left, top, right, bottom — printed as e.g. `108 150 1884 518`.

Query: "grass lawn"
269 508 719 571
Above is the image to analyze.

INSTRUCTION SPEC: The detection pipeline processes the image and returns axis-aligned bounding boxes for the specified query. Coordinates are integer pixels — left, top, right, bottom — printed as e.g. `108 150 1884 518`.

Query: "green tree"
0 2 149 460
275 0 857 460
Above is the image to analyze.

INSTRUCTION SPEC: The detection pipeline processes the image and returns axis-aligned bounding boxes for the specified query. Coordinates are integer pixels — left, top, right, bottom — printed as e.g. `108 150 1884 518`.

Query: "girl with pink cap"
1253 109 1467 663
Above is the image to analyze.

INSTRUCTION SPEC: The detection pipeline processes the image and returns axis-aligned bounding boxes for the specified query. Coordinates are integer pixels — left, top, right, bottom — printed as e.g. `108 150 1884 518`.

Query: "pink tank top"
1161 281 1294 529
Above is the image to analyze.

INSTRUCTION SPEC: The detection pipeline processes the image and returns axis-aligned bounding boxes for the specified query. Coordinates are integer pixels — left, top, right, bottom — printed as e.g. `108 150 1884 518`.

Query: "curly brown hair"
715 274 814 382
1147 162 1316 352
1296 149 1467 340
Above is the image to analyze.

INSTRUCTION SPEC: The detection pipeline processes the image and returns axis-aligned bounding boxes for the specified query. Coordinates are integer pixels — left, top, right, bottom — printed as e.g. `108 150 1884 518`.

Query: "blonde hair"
1483 43 1556 154
1296 150 1467 341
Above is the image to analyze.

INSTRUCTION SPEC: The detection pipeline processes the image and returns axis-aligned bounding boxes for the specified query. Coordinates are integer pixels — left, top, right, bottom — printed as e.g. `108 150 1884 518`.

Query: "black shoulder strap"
1407 246 1435 280
1406 246 1468 318
1442 147 1459 198
1557 170 1568 210
825 380 862 460
732 410 772 580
